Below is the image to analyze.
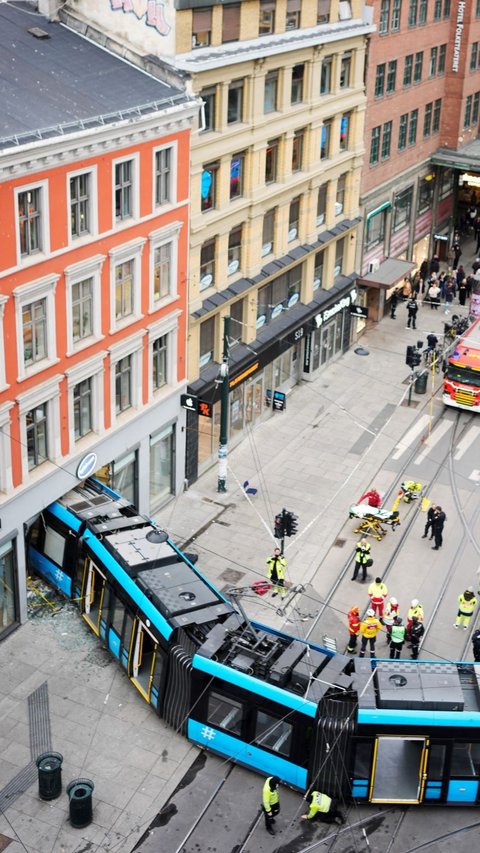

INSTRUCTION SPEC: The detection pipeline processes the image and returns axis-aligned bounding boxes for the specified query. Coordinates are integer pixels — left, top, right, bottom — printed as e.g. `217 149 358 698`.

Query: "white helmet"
411 598 419 607
367 608 375 617
390 597 398 605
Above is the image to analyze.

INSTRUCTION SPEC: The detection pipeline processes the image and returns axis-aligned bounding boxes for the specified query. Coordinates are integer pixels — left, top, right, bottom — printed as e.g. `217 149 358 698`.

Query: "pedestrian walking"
454 587 477 630
389 616 406 659
406 296 418 329
410 616 425 659
359 610 382 658
301 791 345 824
428 281 440 309
422 503 437 540
368 576 388 618
266 548 286 598
429 254 440 276
458 278 468 306
419 258 429 284
472 628 480 662
352 537 371 582
262 775 280 836
432 506 446 550
452 235 462 270
347 605 361 652
406 599 424 639
390 289 398 319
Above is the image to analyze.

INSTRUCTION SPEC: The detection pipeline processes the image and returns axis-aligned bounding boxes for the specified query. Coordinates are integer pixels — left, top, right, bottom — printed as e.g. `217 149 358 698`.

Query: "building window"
115 160 133 221
256 267 301 327
292 129 304 172
115 260 134 320
286 0 301 29
73 378 92 440
443 0 451 15
379 0 389 33
393 187 413 231
432 98 442 132
334 238 345 277
434 0 441 17
339 114 350 151
72 278 93 343
26 404 48 470
471 43 479 72
386 60 397 93
335 175 346 215
193 7 212 47
262 208 276 256
320 121 331 159
370 126 381 165
409 109 418 144
200 316 215 366
149 425 175 511
317 185 327 225
288 197 300 241
264 71 279 113
340 54 351 88
313 249 324 289
418 177 434 213
375 63 385 97
391 0 401 30
408 0 418 26
414 51 423 82
465 95 473 128
291 64 304 104
115 356 132 413
398 113 408 150
317 0 330 23
438 44 446 74
419 0 427 23
429 47 438 77
473 92 480 125
17 188 42 256
15 275 59 379
228 79 244 123
424 102 433 137
154 147 172 206
477 0 480 17
70 173 90 238
222 3 240 41
201 161 218 212
404 55 413 86
320 56 333 94
230 152 245 200
152 335 167 390
229 299 244 345
201 88 216 132
22 299 46 366
0 540 17 632
200 239 216 289
228 225 242 275
382 121 392 158
265 138 279 183
153 243 172 302
259 0 275 34
366 209 386 249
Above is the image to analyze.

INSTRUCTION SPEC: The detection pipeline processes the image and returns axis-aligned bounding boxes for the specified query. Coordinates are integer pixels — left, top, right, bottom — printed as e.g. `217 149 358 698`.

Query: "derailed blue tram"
28 478 480 806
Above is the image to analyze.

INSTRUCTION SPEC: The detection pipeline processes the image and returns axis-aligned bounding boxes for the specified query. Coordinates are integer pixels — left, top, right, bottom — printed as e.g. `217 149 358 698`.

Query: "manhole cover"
0 835 13 852
334 538 346 548
219 568 245 584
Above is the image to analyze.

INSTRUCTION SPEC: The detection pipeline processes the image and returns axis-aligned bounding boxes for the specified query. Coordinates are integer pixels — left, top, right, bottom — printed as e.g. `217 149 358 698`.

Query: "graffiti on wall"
110 0 171 37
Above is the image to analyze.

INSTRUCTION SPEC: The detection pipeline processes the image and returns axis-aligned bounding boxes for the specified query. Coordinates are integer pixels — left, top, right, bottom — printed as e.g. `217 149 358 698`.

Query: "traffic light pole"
407 365 415 407
217 316 230 493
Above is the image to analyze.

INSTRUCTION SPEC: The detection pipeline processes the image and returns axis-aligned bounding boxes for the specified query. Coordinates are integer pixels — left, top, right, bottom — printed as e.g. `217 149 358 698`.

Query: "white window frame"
0 402 14 494
109 332 144 424
65 351 106 452
109 238 146 334
112 153 140 225
148 221 182 313
14 179 50 266
13 274 60 382
152 142 177 210
0 296 8 392
65 255 105 356
66 166 98 245
146 310 181 402
17 374 61 481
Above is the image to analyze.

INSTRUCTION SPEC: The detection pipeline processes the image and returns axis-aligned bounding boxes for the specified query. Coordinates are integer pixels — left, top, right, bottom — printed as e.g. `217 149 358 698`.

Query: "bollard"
66 778 94 828
36 752 63 801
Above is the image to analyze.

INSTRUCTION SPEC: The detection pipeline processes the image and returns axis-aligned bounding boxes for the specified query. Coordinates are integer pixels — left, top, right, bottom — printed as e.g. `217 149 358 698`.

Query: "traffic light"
274 513 284 539
412 350 421 367
406 346 421 368
283 510 299 537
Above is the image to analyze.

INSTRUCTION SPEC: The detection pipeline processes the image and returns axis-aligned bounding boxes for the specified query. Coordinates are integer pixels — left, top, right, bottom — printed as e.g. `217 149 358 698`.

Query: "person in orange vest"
347 606 361 653
368 577 388 618
359 610 382 658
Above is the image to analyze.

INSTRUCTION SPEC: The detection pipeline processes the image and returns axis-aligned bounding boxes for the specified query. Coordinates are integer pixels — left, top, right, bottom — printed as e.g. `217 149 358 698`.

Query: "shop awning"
357 258 416 289
431 140 480 173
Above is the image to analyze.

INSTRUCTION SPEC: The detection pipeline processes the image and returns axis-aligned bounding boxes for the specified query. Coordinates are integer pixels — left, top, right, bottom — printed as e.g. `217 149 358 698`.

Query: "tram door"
81 560 106 636
129 618 157 702
370 737 429 804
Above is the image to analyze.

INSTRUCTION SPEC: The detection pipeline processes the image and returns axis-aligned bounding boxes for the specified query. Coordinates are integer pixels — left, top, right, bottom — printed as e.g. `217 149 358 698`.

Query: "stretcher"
349 504 401 541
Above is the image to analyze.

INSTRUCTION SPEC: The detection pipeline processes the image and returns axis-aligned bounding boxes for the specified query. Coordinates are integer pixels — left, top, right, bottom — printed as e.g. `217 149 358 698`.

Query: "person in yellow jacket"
359 609 382 658
368 577 388 618
406 599 424 640
454 587 477 630
301 791 345 824
266 548 287 598
262 775 280 836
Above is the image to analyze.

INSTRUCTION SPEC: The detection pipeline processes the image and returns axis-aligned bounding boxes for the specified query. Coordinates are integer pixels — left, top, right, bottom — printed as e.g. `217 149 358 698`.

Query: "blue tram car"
27 478 480 806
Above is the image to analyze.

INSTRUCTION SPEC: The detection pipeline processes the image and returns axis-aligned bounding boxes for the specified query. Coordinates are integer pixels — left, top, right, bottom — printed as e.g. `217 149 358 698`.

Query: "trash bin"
414 371 428 394
36 752 63 801
67 778 94 828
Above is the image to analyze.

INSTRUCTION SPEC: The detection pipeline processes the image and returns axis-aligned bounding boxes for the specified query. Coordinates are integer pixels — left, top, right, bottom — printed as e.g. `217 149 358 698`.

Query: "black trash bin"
414 371 428 394
67 778 94 828
36 752 63 801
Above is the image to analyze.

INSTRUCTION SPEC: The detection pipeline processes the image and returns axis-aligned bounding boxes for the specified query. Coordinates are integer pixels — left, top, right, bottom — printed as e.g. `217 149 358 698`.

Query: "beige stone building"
58 0 373 481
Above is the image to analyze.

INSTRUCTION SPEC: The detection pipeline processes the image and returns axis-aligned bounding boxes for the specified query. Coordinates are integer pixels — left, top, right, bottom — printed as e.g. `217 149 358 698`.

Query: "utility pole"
217 316 230 493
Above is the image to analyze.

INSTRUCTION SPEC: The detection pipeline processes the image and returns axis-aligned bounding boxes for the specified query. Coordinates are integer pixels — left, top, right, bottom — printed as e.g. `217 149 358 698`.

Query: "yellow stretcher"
349 504 401 541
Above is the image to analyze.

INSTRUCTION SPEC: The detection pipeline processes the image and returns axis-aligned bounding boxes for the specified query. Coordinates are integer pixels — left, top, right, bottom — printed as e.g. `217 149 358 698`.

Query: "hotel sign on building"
452 1 466 72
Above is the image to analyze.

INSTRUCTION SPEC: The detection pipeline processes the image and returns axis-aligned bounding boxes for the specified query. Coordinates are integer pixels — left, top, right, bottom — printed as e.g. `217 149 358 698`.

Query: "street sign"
272 391 286 411
198 399 213 418
76 452 98 480
180 394 198 412
350 305 368 318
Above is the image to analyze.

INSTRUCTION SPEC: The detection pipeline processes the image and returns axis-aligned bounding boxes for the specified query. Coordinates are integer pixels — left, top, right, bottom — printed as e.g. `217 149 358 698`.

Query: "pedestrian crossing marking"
391 415 430 460
454 423 480 461
469 470 480 482
414 420 453 465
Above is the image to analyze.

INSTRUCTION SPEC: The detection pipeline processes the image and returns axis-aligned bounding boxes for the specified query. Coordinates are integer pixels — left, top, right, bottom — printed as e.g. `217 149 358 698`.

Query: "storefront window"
366 209 387 249
0 539 17 634
230 385 244 433
150 425 175 511
418 177 434 213
439 168 453 199
393 187 413 231
112 450 137 506
198 400 220 468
